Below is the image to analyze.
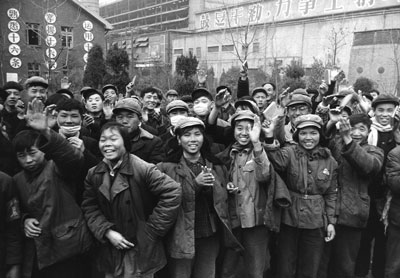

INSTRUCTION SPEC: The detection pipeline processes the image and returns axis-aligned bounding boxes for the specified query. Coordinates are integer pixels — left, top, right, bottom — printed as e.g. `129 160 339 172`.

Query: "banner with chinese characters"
197 0 400 31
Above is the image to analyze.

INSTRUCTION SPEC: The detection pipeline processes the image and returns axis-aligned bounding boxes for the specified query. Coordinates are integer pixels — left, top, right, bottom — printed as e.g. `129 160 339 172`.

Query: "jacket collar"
94 153 134 176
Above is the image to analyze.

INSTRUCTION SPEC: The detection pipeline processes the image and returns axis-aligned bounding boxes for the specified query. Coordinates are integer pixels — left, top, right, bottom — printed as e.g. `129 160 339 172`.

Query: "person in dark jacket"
82 122 181 278
0 81 24 140
355 94 399 278
264 114 338 278
385 131 400 278
0 171 22 278
113 98 165 164
157 117 241 278
12 99 93 278
319 113 384 278
81 88 108 141
55 98 102 204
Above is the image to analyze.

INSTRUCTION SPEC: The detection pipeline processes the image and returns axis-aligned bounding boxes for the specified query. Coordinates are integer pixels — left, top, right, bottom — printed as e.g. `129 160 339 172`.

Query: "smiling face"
287 104 311 125
99 128 127 162
350 122 369 144
142 92 159 111
27 85 47 102
234 120 253 146
263 84 275 101
5 89 21 107
57 109 82 127
104 89 118 104
298 127 320 151
374 103 396 126
178 126 204 156
85 94 104 113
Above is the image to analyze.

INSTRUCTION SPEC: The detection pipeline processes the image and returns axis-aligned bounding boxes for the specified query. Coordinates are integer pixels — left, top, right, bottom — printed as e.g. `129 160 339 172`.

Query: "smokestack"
77 0 99 14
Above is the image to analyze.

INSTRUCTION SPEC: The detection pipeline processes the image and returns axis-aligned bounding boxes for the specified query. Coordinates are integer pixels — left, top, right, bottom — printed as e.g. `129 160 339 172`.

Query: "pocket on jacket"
136 221 166 274
51 216 93 261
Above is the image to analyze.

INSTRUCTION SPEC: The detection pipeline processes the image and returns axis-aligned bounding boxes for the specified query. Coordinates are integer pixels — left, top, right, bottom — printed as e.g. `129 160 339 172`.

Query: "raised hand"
103 99 114 120
261 118 276 138
197 69 207 84
339 118 352 144
249 115 262 144
26 99 53 131
215 88 231 108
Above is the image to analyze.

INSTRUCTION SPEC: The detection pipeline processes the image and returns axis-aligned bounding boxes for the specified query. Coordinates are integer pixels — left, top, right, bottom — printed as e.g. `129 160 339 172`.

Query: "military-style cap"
166 100 189 114
294 114 323 130
24 76 48 89
230 110 256 126
174 116 205 134
371 93 399 108
113 98 142 116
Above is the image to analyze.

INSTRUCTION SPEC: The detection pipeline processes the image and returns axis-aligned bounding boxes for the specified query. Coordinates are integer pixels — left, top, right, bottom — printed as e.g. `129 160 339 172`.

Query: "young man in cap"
113 98 165 164
275 89 313 146
159 100 189 152
318 113 384 278
24 76 48 103
355 93 400 278
102 84 118 105
1 82 24 139
192 88 229 127
252 87 272 111
165 89 179 103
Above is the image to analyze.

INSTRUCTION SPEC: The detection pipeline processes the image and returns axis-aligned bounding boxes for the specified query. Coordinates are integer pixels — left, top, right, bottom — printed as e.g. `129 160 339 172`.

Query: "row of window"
173 42 261 57
26 23 73 48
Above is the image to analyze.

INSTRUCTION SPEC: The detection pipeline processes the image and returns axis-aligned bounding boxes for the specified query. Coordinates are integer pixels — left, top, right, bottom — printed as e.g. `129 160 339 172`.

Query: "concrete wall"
172 7 400 93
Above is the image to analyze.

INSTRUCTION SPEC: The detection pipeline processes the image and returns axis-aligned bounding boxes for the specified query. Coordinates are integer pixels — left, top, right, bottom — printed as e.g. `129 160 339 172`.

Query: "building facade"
100 0 400 94
172 0 400 93
0 0 112 87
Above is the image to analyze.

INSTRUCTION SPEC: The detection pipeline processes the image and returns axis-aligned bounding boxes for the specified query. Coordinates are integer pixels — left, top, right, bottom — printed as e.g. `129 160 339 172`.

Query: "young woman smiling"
157 117 240 278
263 114 338 278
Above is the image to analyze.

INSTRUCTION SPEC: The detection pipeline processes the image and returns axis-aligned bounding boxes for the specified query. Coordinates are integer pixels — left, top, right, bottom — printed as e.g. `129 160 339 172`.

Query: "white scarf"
368 117 393 146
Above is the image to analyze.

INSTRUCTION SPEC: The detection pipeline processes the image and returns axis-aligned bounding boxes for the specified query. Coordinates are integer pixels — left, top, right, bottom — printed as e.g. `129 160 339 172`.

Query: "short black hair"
349 113 372 130
12 130 41 153
100 122 131 152
56 99 85 115
140 87 162 100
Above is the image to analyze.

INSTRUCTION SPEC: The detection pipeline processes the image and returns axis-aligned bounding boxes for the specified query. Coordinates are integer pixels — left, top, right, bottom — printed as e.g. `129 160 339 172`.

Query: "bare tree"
388 29 400 95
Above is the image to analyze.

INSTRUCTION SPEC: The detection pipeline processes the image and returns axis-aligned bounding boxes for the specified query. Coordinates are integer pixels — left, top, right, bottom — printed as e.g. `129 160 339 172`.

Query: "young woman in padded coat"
263 114 338 278
156 117 241 278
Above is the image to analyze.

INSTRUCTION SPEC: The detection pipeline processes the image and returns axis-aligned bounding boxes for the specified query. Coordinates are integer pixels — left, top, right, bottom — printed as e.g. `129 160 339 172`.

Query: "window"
61 26 73 48
188 48 193 55
173 48 183 55
26 23 40 45
253 42 260 53
222 45 234 51
28 63 40 77
207 46 219 53
196 47 201 58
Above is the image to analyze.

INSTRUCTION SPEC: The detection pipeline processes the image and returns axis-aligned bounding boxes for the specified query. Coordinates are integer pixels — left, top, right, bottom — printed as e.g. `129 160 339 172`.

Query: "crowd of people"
0 67 400 278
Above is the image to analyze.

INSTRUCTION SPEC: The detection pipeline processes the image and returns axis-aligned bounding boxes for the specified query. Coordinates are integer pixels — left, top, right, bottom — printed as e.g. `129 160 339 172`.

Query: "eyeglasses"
288 106 309 113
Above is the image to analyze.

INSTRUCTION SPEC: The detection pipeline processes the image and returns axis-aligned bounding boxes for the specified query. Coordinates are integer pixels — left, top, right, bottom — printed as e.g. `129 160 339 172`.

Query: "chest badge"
322 168 330 176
